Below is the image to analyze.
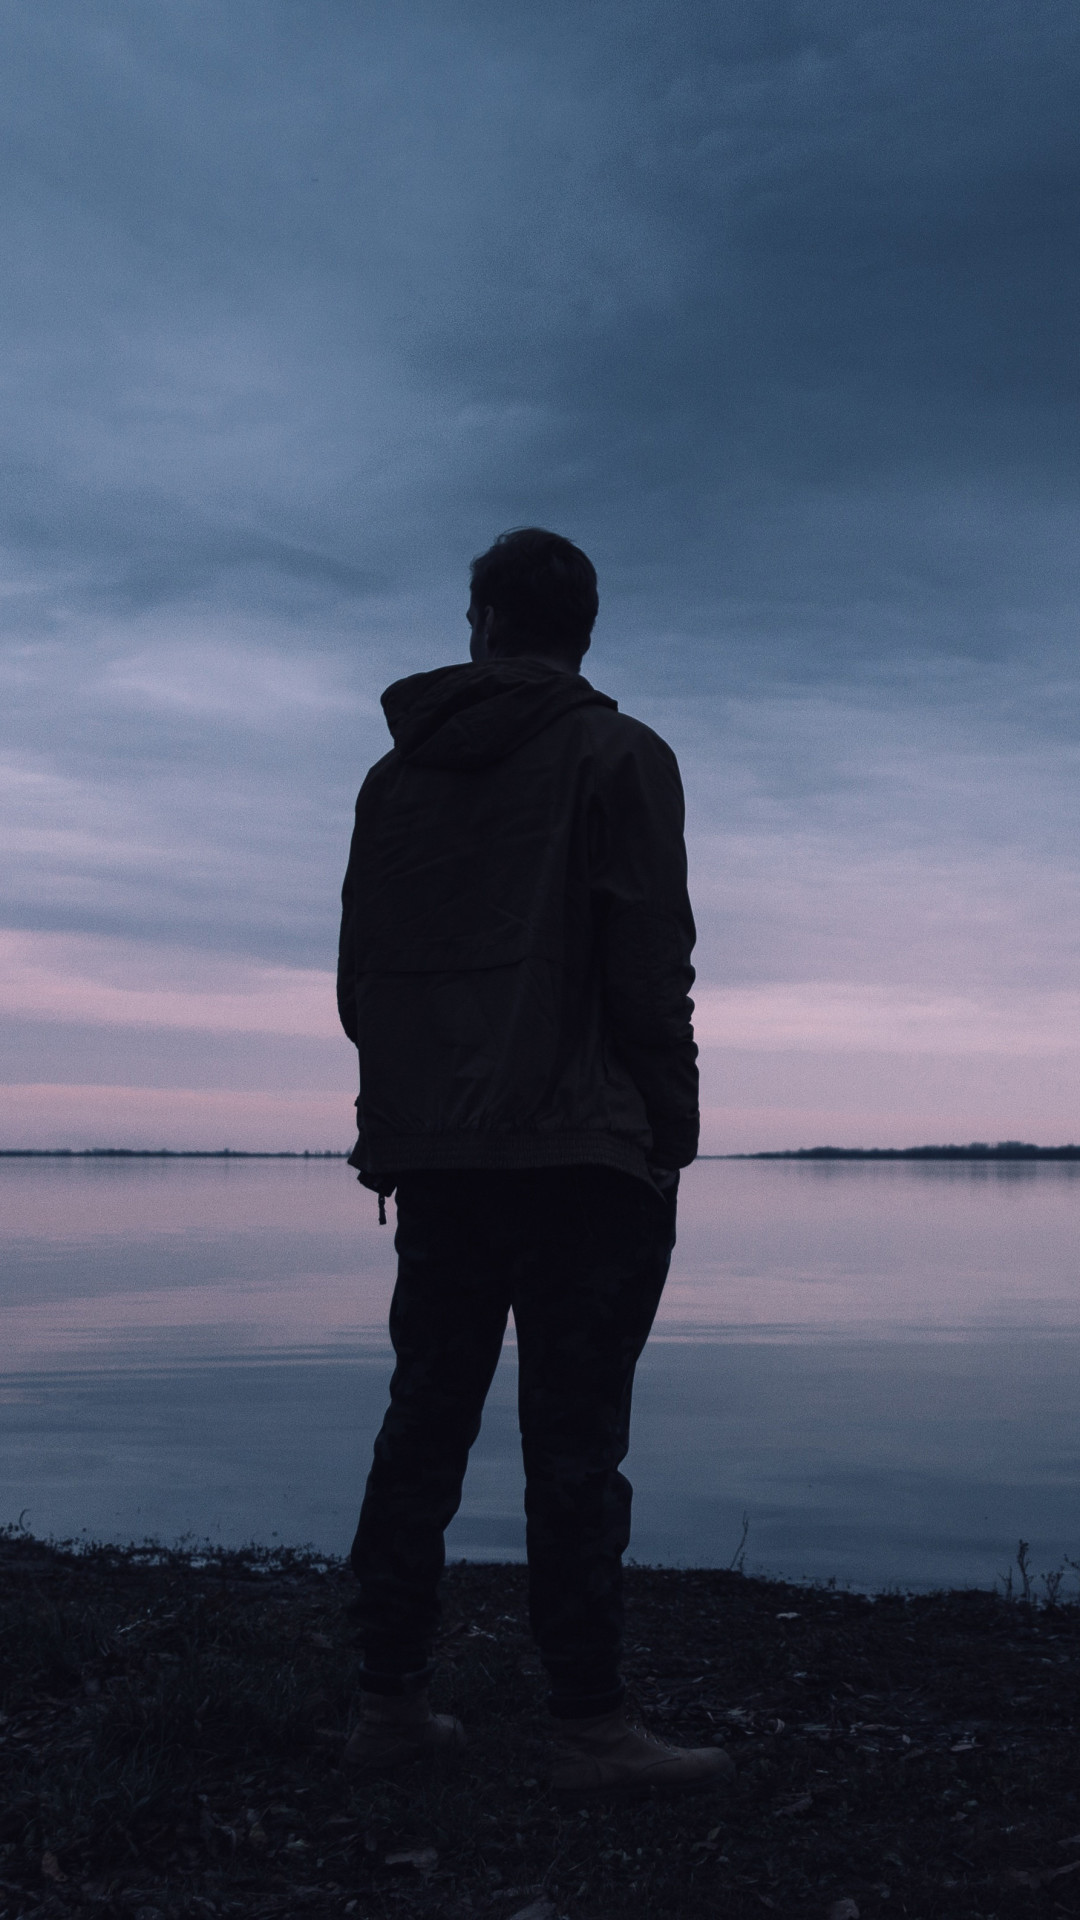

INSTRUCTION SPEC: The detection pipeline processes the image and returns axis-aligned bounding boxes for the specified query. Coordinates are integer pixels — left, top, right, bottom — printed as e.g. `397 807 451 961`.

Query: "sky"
2 0 1079 1152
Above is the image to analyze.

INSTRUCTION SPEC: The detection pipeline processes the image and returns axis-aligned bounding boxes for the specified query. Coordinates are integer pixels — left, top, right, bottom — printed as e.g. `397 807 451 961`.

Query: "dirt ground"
2 1533 1079 1920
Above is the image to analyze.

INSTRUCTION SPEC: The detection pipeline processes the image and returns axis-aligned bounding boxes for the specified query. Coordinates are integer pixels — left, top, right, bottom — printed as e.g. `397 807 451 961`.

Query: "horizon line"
0 1147 349 1158
2 1141 1079 1161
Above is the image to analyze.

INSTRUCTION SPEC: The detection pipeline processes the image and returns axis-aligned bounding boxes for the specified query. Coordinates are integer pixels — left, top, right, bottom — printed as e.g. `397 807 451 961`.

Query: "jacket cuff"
647 1122 699 1169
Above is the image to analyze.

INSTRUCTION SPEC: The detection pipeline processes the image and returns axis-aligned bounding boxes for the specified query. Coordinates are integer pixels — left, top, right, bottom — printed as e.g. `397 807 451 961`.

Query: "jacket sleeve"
338 752 397 1047
337 790 367 1047
338 806 359 1052
591 728 699 1168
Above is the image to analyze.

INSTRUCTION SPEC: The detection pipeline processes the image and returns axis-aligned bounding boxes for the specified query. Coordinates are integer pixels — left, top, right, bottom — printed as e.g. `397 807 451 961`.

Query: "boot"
551 1709 735 1800
344 1690 465 1771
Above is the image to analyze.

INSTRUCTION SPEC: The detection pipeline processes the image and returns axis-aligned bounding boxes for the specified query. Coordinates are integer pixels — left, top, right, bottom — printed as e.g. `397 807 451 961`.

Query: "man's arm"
338 752 399 1047
591 728 699 1169
337 789 366 1046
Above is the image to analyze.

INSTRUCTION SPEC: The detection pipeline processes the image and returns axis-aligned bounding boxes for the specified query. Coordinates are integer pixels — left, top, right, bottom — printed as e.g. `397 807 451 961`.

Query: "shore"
2 1534 1078 1920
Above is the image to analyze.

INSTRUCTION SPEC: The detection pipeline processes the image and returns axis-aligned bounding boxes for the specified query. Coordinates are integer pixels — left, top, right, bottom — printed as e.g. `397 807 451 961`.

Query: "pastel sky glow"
3 1 1079 1151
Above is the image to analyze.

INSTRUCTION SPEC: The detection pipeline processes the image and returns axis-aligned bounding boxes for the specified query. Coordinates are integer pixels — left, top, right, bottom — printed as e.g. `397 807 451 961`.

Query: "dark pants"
350 1165 676 1718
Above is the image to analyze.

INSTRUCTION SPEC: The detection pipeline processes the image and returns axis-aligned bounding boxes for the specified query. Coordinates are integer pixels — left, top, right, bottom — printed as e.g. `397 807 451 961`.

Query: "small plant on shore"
726 1512 750 1574
998 1537 1080 1608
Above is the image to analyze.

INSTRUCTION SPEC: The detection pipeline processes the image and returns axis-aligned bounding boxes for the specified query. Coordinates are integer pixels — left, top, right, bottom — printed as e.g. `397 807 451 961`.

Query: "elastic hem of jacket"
352 1130 654 1186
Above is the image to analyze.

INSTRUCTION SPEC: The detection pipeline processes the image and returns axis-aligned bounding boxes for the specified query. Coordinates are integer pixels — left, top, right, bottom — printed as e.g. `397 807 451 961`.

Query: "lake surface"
3 1156 1080 1593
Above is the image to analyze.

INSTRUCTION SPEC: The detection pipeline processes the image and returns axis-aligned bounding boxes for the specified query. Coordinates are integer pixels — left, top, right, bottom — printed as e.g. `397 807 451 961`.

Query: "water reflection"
2 1157 1079 1589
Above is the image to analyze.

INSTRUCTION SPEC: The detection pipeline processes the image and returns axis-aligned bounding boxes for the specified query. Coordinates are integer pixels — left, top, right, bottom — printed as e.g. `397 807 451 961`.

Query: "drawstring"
354 1164 390 1224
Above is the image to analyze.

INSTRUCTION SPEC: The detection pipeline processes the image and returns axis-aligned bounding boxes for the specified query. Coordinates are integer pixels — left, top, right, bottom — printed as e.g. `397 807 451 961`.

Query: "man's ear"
482 606 514 659
469 603 497 662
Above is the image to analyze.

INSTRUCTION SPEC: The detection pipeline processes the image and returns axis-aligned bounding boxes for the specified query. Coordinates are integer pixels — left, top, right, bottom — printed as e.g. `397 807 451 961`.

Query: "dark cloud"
3 0 1078 625
1 0 1078 1069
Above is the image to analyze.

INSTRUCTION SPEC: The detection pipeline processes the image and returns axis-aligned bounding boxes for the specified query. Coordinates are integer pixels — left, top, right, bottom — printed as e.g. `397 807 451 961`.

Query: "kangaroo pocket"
355 944 563 1134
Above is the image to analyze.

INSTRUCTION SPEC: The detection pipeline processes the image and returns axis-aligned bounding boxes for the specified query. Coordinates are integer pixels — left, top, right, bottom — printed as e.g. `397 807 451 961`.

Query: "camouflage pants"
350 1165 676 1717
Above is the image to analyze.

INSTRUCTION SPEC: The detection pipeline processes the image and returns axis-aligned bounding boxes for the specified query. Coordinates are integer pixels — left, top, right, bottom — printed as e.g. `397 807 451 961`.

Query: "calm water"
3 1156 1080 1592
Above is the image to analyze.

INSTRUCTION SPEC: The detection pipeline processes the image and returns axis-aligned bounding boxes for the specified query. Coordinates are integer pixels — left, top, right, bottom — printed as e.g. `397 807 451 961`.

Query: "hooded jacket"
337 657 698 1188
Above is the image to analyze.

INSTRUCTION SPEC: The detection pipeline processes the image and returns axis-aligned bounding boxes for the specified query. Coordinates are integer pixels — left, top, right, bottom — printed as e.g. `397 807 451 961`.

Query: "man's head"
468 528 598 671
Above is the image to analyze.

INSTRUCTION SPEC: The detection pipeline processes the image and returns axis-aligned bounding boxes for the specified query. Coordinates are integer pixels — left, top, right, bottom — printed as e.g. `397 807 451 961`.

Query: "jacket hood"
381 659 617 770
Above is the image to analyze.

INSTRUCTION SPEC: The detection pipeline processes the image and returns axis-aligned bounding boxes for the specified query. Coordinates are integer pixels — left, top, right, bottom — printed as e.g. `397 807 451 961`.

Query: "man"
337 528 732 1797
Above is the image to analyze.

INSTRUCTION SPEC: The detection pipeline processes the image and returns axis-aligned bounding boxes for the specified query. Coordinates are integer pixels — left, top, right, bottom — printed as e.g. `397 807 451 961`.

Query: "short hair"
469 528 598 660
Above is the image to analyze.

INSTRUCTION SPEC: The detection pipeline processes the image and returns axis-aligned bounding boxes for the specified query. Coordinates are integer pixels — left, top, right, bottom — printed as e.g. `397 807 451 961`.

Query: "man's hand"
647 1166 680 1197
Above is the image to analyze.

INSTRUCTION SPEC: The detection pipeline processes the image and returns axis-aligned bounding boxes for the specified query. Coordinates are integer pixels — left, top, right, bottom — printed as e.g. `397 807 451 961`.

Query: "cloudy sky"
3 0 1079 1151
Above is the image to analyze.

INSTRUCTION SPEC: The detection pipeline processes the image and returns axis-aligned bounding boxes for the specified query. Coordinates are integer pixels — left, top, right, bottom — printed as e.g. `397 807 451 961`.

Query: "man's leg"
511 1168 676 1719
513 1169 734 1798
350 1171 510 1692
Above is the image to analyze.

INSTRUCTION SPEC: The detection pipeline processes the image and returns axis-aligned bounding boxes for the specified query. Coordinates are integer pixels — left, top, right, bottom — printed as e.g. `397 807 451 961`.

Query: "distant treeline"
0 1148 348 1159
732 1142 1080 1161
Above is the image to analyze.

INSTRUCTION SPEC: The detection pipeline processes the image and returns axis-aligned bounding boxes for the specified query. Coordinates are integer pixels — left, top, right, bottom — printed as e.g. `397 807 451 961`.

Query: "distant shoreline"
0 1147 349 1158
715 1142 1080 1160
3 1142 1079 1160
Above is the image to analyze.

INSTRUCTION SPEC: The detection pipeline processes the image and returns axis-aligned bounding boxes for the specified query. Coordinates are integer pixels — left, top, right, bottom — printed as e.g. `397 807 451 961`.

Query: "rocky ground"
2 1532 1079 1920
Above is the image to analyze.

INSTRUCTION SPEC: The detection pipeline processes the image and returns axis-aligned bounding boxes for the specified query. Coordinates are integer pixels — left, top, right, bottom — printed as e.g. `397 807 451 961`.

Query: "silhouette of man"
337 528 732 1796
